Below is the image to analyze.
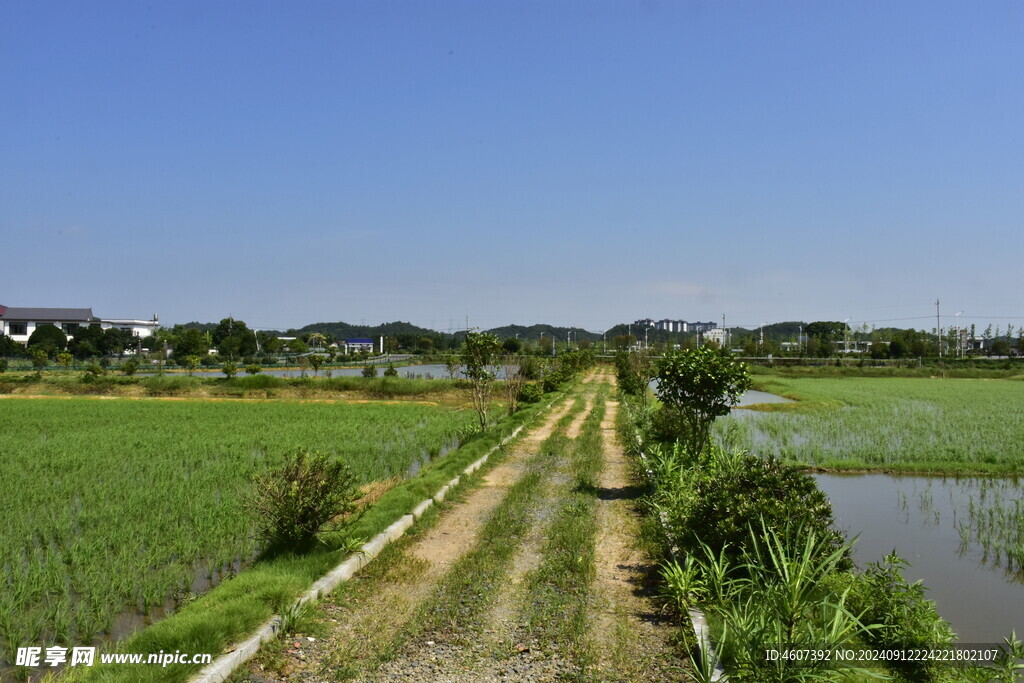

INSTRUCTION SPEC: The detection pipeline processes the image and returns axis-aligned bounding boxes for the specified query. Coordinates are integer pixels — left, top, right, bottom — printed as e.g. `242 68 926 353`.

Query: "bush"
518 382 543 404
222 361 238 378
383 363 399 377
248 448 361 553
122 358 140 376
0 359 7 373
245 363 263 375
361 364 376 378
654 445 845 568
843 552 954 681
84 363 106 376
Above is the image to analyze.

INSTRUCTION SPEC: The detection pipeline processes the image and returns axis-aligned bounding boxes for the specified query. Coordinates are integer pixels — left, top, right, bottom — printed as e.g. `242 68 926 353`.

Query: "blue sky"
3 1 1023 333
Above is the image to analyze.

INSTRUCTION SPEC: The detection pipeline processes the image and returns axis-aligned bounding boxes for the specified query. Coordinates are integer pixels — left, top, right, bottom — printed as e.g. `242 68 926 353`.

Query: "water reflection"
815 473 1024 643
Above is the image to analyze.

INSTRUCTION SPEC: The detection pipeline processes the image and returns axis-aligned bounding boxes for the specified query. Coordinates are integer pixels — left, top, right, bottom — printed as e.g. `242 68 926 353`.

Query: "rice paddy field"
717 376 1024 473
0 396 475 666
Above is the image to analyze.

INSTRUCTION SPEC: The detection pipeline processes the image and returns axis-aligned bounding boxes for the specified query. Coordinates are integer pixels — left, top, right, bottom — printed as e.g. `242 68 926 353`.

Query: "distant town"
2 304 1020 365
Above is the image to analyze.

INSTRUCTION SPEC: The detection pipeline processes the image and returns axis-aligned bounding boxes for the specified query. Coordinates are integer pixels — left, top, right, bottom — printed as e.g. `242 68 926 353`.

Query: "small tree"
248 448 361 552
0 359 7 373
183 355 201 376
383 363 399 377
445 355 461 380
461 332 503 430
56 352 74 369
361 363 376 378
28 324 67 356
502 355 527 415
122 358 140 376
245 363 262 375
655 347 751 454
31 348 48 374
222 361 238 378
308 354 324 376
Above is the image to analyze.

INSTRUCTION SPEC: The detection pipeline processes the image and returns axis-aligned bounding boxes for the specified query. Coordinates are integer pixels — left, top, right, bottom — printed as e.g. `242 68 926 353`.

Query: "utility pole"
936 299 941 358
723 314 727 348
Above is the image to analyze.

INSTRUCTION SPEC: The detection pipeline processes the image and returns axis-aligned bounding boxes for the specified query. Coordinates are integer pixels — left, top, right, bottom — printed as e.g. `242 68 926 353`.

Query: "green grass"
523 390 606 672
718 376 1024 473
67 395 551 682
0 396 475 671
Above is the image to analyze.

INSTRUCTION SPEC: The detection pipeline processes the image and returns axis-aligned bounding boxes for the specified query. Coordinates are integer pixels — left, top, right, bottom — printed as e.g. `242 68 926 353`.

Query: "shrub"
0 358 7 373
361 364 376 378
383 363 399 377
248 448 361 553
654 347 751 455
222 361 238 378
654 445 845 568
843 552 953 681
245 363 262 375
518 382 543 404
122 358 140 376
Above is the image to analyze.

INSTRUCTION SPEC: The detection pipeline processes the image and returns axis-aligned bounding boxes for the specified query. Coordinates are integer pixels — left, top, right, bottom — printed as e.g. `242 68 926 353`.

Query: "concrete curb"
190 418 531 683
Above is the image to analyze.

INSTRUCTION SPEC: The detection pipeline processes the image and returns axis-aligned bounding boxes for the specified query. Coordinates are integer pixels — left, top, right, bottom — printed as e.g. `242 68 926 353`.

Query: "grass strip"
522 391 606 673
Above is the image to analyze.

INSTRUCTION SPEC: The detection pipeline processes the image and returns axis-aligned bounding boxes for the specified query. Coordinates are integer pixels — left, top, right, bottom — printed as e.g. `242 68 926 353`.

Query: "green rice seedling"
717 377 1024 474
0 396 477 665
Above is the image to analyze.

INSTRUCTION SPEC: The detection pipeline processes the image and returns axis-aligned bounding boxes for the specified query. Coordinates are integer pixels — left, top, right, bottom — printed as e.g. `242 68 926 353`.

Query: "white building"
704 328 728 346
0 305 159 346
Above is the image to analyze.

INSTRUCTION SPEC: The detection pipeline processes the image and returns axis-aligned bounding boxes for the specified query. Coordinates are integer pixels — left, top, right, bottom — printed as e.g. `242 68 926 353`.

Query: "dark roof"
0 306 95 322
346 338 375 344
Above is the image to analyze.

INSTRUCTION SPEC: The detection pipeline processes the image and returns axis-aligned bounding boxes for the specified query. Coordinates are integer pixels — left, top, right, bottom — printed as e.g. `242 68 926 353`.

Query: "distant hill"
291 320 442 340
482 324 601 343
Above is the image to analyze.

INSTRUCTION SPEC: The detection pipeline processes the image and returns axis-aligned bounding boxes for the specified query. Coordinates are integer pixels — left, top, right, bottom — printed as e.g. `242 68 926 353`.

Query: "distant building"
343 338 376 354
0 305 158 346
705 328 728 346
632 318 717 334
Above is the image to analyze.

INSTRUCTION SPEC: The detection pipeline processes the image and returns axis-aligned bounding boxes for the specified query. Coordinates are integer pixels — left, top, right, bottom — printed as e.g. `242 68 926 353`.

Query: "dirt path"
241 371 689 682
242 399 574 682
589 395 691 681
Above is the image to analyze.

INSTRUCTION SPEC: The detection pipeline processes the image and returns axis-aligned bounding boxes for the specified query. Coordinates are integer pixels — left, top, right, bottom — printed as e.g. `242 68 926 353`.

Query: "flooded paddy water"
815 473 1024 643
718 387 1024 644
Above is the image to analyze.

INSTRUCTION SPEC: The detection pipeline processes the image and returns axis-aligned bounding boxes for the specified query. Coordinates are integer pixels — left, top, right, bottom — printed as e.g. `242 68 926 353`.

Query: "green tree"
173 328 209 361
461 332 503 430
654 347 751 454
122 358 140 376
445 355 461 380
417 337 435 354
615 349 654 406
212 317 257 359
245 363 262 375
222 361 238 378
27 324 67 356
183 355 201 376
56 352 73 368
383 363 399 377
502 336 522 353
306 332 328 351
0 334 23 357
68 324 105 358
361 363 376 378
308 354 324 376
31 348 49 373
613 334 636 351
101 327 132 356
